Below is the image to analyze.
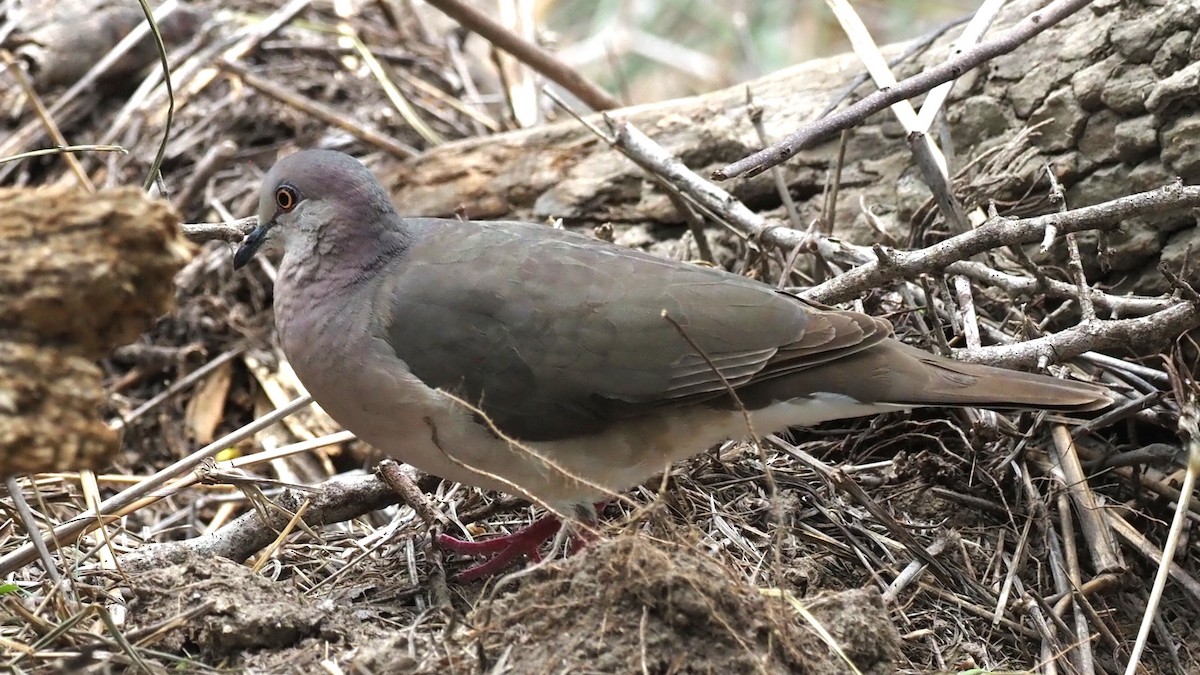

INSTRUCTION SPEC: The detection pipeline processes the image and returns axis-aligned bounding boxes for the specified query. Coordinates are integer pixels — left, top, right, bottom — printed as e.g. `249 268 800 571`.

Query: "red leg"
436 502 610 581
436 514 562 580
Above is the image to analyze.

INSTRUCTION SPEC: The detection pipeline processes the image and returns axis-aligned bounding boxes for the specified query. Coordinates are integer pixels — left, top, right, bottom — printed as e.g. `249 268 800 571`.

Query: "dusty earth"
119 537 901 674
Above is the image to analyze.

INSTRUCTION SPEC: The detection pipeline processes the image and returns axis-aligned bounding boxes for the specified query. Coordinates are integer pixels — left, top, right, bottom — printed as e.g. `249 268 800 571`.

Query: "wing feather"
379 220 888 440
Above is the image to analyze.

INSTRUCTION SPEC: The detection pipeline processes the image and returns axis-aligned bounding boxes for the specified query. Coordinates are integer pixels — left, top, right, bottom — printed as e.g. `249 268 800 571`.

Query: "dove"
234 149 1110 579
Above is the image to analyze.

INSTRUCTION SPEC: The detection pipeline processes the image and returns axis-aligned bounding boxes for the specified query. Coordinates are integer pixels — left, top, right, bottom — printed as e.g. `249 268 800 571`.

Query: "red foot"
437 502 608 581
436 514 562 580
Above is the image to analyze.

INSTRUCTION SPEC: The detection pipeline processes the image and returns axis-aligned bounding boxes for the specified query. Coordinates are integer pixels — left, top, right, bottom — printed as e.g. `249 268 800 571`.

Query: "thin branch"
0 396 313 576
422 0 620 112
948 260 1172 316
118 472 400 570
714 0 1095 180
608 117 1200 308
181 216 257 243
957 301 1200 369
219 59 418 158
805 182 1200 305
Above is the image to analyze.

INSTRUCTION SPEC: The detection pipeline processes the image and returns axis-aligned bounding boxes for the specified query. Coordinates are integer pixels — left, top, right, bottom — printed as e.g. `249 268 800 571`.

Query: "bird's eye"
275 186 299 211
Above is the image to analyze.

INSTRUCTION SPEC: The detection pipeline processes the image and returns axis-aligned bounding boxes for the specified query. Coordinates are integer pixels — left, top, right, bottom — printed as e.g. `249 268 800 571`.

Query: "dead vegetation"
1 1 1200 673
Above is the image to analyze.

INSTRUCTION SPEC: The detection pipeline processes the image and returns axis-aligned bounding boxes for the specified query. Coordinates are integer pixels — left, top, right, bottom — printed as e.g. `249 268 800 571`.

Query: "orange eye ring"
275 186 298 211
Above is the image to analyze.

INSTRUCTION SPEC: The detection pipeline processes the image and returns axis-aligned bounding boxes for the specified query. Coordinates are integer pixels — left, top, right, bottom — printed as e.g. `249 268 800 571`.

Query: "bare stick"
422 0 619 112
118 472 399 570
609 117 1200 371
609 116 1200 305
544 89 715 262
377 459 449 529
953 276 981 350
959 301 1199 369
0 396 313 576
1125 390 1200 673
3 476 63 587
1056 490 1098 672
173 139 238 212
949 260 1171 316
714 0 1096 180
220 59 417 158
915 0 1007 130
1052 427 1123 574
804 183 1200 305
181 216 258 244
746 90 804 232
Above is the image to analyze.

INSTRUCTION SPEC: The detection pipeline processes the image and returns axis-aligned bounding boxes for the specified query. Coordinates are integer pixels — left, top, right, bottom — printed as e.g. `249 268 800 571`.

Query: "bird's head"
234 149 396 269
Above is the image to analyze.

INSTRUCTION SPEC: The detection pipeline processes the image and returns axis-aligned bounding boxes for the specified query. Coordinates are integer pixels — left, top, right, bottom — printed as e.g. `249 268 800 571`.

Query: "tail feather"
736 339 1113 413
899 351 1112 411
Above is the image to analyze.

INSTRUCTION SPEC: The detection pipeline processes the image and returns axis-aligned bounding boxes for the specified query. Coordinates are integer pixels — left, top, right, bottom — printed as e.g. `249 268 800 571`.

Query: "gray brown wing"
376 220 889 441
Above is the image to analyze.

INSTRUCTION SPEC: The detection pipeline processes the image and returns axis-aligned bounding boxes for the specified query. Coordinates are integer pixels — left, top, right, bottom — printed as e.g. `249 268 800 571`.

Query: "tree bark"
0 186 187 477
382 0 1199 295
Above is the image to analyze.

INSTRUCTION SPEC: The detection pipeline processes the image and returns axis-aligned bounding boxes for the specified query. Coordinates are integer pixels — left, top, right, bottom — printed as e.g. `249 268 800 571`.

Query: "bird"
234 149 1111 579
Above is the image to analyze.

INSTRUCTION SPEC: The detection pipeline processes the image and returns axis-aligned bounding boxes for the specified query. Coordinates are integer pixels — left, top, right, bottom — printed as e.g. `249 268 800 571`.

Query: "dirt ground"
120 537 900 674
2 1 1199 674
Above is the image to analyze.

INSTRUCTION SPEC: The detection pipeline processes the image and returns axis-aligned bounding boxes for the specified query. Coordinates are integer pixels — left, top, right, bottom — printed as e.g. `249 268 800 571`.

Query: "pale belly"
295 332 907 511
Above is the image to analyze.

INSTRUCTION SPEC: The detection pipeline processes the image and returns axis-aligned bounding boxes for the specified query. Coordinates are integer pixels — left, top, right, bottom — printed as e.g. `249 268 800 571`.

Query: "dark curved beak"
233 224 270 270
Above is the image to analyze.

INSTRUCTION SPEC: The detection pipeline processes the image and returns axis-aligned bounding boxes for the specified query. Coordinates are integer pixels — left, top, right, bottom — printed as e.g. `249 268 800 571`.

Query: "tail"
753 339 1113 413
872 341 1112 412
